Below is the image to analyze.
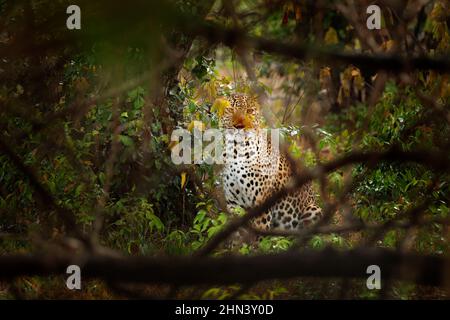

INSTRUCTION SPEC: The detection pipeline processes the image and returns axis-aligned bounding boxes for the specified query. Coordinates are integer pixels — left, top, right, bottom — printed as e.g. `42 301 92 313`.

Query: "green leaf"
118 134 134 147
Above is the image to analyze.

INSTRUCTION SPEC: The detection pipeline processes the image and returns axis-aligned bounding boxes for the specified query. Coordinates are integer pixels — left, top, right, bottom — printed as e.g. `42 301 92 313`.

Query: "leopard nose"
232 112 247 129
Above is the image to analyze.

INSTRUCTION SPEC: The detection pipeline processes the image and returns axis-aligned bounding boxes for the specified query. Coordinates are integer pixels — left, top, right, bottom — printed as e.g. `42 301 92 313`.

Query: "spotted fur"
220 94 322 236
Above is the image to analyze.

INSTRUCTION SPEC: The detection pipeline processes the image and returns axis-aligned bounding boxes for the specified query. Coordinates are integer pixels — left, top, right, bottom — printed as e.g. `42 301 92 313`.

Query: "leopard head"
215 93 261 130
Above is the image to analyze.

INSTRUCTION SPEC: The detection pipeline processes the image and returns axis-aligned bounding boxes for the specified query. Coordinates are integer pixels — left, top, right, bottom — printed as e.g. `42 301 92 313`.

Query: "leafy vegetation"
0 0 449 299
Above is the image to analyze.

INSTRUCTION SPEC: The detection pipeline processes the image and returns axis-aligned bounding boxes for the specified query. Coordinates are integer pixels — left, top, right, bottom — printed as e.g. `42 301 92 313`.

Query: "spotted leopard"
219 93 322 236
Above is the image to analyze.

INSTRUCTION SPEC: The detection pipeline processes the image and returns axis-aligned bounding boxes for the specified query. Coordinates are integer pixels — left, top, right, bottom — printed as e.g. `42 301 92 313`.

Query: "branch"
0 248 447 288
185 22 450 72
196 146 449 256
249 217 450 238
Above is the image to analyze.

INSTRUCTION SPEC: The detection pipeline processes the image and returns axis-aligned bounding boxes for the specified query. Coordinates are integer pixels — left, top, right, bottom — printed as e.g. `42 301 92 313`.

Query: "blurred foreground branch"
186 22 450 73
0 247 448 288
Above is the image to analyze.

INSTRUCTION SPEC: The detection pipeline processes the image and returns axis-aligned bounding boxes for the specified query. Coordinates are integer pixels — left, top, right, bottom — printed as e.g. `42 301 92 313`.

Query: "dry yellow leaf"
440 75 450 98
180 172 187 189
211 98 230 118
202 80 217 101
187 120 206 132
324 27 339 45
168 140 179 150
381 40 395 51
430 2 446 21
320 67 331 78
351 69 360 77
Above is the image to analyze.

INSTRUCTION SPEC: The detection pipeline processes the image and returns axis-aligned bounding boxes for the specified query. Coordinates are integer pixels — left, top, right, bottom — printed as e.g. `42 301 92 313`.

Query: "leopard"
218 93 322 239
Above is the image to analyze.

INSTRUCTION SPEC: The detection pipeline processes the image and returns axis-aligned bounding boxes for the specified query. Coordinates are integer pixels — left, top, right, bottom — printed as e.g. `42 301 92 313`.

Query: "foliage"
0 0 449 299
